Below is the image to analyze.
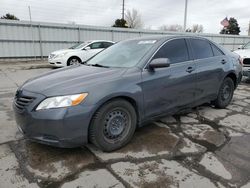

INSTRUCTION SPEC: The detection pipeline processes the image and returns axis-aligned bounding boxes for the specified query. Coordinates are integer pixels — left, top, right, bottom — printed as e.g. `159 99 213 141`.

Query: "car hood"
21 65 127 96
50 49 79 55
234 49 250 58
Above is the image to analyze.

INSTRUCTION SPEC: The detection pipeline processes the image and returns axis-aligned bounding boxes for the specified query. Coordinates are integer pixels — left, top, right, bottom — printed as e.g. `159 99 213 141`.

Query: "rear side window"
190 39 213 59
211 44 224 56
102 42 113 48
153 39 189 64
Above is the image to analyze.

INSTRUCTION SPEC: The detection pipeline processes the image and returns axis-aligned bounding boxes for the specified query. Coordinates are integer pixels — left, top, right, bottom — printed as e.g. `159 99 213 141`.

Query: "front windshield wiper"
87 64 110 68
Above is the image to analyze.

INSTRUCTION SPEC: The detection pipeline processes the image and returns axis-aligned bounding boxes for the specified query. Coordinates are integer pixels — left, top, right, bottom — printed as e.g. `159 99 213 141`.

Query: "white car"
234 42 250 79
48 40 114 67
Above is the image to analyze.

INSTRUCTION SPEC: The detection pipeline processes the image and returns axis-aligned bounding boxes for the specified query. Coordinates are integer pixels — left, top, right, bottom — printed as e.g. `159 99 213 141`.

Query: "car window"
102 42 113 48
90 42 103 49
190 39 213 59
243 42 250 49
153 39 189 64
211 44 224 56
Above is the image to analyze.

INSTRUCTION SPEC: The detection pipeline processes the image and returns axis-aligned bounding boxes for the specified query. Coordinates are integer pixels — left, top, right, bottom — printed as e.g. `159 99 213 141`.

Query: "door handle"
186 67 195 73
221 59 227 64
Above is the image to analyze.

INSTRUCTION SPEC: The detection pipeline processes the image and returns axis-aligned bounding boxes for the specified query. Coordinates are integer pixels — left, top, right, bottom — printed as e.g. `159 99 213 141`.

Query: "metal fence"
1 19 250 60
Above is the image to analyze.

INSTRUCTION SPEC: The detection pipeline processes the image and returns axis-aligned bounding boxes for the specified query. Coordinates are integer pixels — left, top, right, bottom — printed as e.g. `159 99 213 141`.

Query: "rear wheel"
67 57 81 66
89 99 137 152
213 77 234 109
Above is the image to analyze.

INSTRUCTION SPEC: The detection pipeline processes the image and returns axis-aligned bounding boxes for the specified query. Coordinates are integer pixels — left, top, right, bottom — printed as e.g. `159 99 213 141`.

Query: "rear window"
190 39 213 59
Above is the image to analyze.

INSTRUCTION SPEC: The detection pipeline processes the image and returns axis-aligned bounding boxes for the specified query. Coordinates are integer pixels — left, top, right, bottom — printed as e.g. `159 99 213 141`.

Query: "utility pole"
28 6 36 60
248 21 250 36
183 0 188 32
122 0 125 20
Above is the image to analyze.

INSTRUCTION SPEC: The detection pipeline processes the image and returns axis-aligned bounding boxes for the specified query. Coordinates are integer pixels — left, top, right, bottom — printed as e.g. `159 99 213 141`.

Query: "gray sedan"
13 35 242 151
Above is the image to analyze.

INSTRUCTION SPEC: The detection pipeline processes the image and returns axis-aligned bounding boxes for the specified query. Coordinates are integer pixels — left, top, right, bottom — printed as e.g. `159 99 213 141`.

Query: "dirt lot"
0 62 250 188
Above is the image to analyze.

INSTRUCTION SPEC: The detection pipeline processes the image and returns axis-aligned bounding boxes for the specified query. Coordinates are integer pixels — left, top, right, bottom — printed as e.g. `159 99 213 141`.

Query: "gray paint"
13 35 242 148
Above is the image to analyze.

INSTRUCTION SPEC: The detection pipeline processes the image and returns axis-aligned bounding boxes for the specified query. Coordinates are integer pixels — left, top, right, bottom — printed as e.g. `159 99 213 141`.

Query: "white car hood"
50 49 79 55
234 49 250 58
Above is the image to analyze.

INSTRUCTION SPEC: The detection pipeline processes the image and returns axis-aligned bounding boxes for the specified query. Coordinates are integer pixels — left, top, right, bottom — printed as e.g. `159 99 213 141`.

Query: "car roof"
126 35 210 42
85 40 115 43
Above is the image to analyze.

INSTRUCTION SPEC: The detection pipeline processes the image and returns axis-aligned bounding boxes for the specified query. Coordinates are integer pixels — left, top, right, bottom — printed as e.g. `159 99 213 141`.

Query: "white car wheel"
68 58 80 66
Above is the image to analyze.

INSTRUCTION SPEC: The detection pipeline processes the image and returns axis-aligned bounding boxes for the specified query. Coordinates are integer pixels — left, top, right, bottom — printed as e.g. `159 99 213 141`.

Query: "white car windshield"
69 42 90 49
86 39 157 68
243 42 250 49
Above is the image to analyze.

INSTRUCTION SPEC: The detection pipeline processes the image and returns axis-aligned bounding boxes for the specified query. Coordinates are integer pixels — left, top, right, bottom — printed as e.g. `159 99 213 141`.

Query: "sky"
1 0 249 35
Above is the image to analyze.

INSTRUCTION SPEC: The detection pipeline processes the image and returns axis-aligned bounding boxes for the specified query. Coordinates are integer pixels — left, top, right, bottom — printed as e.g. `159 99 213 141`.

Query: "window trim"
143 37 191 70
210 43 225 56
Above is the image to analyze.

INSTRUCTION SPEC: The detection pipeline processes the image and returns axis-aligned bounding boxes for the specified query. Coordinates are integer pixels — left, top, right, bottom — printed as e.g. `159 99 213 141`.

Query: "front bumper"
243 66 250 77
13 89 95 148
48 57 66 67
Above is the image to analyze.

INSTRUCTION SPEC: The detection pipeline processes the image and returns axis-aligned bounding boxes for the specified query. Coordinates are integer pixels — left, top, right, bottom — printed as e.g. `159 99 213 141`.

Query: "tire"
89 99 137 152
67 57 81 66
213 77 234 109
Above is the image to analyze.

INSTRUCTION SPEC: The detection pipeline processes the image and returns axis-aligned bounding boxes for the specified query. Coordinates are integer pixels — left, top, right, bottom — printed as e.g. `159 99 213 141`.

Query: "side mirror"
238 45 243 49
148 58 170 70
84 46 91 50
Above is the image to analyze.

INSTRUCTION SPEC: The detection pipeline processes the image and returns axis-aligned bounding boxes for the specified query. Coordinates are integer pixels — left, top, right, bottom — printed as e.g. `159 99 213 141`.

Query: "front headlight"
54 52 69 58
36 93 88 111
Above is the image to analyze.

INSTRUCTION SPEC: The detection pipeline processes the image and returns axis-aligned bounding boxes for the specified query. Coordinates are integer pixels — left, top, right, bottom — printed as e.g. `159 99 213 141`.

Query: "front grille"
14 95 35 111
243 58 250 66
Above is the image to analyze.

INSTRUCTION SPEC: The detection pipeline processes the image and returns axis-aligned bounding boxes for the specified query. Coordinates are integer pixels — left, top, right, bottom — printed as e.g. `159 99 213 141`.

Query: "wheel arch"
87 95 141 142
67 56 82 66
225 72 237 89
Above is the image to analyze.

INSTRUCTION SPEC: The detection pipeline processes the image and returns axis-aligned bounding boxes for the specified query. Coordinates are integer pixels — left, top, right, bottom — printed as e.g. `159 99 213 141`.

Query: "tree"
112 19 128 28
159 24 183 32
220 17 240 35
125 9 143 29
1 13 19 20
191 24 204 33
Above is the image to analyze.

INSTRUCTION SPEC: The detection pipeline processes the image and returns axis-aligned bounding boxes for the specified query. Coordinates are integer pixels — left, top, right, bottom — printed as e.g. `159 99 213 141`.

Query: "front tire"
89 99 137 152
214 77 234 109
67 57 81 66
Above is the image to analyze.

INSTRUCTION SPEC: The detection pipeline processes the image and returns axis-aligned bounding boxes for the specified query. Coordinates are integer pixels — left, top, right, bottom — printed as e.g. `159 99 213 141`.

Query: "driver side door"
142 38 197 118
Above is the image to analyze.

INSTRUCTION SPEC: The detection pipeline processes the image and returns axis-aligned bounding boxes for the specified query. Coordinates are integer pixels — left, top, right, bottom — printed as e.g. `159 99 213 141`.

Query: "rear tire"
213 77 234 109
89 99 137 152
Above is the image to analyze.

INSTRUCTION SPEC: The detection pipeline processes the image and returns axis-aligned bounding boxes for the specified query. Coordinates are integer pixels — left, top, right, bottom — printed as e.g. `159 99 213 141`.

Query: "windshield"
86 39 156 68
69 42 90 49
243 42 250 49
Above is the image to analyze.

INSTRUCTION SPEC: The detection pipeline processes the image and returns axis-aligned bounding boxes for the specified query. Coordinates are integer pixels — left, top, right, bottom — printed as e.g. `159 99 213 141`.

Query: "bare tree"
191 24 204 33
159 24 183 32
125 9 143 29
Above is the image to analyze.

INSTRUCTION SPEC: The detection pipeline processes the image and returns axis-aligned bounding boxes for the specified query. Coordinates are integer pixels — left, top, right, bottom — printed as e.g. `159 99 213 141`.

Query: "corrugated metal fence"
1 19 250 60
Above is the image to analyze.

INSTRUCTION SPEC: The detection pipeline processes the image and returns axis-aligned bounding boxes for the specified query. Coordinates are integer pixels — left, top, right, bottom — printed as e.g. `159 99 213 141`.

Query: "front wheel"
213 77 234 109
89 99 137 152
67 57 81 66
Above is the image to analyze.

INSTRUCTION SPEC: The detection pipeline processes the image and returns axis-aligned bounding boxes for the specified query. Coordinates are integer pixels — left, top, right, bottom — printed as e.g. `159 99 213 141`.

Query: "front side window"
190 39 213 59
90 42 103 49
153 39 189 64
102 42 113 48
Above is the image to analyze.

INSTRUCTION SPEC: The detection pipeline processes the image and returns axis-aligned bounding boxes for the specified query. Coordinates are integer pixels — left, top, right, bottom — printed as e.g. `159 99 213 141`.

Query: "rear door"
142 38 197 118
189 38 226 102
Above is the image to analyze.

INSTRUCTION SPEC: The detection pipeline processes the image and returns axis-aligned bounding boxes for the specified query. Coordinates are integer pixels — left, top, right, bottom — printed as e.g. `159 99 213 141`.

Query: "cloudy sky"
1 0 249 35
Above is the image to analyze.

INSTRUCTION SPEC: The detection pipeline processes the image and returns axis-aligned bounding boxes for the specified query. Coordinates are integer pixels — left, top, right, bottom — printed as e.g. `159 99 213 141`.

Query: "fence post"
78 26 81 43
38 24 43 60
